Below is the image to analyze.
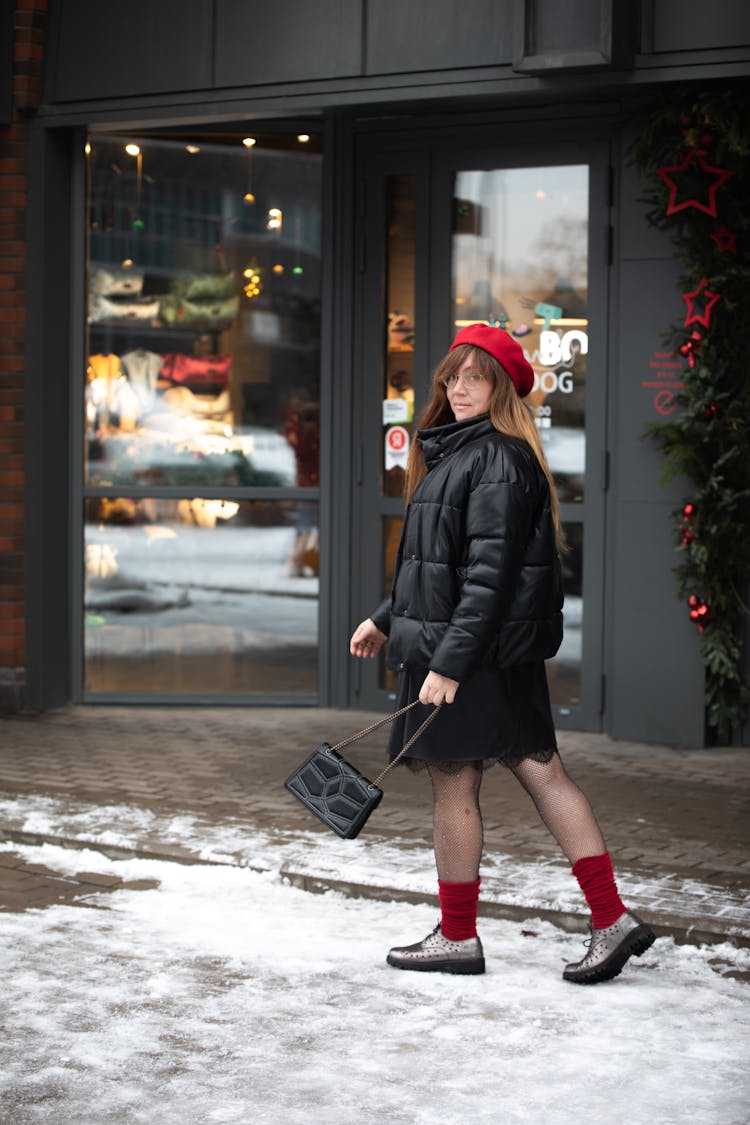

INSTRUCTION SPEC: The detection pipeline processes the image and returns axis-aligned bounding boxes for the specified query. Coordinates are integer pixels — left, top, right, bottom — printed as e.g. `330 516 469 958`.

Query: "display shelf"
89 321 224 337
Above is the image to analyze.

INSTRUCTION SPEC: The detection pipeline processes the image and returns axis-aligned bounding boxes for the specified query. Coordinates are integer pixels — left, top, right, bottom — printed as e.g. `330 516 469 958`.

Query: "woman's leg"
510 753 628 924
511 752 629 923
512 752 655 981
427 762 484 941
510 752 606 864
387 761 486 972
429 761 484 882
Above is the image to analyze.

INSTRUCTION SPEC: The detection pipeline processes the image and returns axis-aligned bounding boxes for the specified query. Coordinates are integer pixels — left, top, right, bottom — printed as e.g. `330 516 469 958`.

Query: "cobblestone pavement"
0 847 159 912
0 706 748 940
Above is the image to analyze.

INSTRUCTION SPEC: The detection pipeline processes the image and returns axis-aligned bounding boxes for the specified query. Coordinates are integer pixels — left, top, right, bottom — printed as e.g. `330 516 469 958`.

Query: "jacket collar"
418 413 495 469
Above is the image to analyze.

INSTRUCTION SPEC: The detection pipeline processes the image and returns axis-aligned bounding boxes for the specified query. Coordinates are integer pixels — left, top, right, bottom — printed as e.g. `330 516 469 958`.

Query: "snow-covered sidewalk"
1 792 748 943
1 838 748 1125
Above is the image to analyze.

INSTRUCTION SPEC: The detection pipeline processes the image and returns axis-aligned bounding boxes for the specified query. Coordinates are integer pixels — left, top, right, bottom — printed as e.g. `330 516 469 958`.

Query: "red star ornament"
656 151 733 218
683 277 721 329
711 225 737 254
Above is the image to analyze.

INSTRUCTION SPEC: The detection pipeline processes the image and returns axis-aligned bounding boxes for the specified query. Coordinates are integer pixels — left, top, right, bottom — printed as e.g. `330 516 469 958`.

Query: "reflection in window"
379 514 404 693
84 498 319 696
453 166 588 503
547 521 583 709
85 134 323 490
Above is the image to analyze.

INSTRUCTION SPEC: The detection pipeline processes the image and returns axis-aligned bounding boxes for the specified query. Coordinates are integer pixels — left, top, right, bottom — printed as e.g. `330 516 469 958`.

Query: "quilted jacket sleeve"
428 454 537 682
369 596 392 636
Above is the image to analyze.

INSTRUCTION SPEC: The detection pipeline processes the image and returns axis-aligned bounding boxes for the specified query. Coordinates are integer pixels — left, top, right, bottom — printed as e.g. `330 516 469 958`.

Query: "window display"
83 130 323 697
85 133 322 489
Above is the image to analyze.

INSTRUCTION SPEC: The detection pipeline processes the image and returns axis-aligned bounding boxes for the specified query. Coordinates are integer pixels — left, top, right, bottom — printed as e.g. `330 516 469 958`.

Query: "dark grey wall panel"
0 0 12 124
215 0 363 87
619 124 675 261
614 257 688 505
52 0 213 102
532 0 603 53
609 500 704 746
24 126 75 710
367 0 513 75
650 0 750 52
609 242 705 744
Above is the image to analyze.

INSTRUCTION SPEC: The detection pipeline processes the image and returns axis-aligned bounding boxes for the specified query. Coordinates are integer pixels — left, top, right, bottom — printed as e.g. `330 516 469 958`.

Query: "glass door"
352 139 608 730
450 164 592 719
439 149 609 729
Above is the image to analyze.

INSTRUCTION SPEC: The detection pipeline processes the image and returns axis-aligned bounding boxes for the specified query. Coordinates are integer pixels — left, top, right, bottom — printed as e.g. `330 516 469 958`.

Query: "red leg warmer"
438 877 481 940
572 852 627 930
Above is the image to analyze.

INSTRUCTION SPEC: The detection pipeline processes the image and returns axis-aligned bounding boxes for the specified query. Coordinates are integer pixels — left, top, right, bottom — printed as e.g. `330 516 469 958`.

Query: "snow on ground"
1 793 748 934
0 840 748 1125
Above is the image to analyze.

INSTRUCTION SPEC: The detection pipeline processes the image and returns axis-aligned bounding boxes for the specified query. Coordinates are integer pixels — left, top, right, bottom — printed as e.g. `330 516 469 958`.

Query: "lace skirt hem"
392 747 558 776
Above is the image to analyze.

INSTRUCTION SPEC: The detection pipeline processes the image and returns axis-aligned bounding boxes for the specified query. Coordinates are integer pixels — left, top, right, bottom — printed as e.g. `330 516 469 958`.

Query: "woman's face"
446 352 494 421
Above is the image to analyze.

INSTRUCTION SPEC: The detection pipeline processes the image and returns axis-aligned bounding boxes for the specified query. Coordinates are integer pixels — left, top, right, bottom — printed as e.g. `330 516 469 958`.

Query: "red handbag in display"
159 353 233 391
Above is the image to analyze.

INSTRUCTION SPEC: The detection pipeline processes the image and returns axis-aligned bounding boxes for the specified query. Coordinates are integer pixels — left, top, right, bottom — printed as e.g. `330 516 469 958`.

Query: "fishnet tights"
428 753 606 880
429 763 484 883
511 754 606 864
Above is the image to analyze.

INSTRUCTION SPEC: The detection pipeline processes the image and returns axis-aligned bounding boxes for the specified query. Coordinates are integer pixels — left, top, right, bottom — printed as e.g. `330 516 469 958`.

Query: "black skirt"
387 662 557 773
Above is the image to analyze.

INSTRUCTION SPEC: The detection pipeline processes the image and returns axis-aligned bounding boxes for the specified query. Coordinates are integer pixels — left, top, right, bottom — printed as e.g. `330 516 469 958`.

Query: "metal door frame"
349 146 432 708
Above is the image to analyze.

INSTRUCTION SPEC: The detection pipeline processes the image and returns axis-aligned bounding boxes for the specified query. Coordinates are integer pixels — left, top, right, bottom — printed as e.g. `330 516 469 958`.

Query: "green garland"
628 90 750 742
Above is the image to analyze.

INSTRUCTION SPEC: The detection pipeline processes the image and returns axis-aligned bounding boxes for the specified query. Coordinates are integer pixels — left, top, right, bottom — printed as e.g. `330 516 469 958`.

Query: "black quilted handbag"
283 700 441 839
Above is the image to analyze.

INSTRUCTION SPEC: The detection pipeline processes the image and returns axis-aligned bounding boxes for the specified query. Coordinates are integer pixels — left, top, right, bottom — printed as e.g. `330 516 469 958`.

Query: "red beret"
450 323 534 398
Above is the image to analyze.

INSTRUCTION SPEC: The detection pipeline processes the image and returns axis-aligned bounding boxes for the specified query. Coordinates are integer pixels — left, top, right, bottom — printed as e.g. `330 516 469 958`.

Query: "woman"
350 323 655 982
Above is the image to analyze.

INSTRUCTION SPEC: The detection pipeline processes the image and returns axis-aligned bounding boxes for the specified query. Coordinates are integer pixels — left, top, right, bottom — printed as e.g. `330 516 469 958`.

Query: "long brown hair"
404 344 564 552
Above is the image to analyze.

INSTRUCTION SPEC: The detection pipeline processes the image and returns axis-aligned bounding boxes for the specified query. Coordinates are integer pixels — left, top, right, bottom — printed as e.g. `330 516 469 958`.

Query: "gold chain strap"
330 698 443 790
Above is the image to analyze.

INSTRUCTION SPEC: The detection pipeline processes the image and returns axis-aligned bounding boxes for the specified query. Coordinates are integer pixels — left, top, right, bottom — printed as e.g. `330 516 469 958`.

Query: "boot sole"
563 924 656 984
386 954 486 975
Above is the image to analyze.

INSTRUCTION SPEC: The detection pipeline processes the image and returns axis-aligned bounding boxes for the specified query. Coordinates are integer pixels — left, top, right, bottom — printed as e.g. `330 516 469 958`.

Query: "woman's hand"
350 619 388 659
419 670 459 706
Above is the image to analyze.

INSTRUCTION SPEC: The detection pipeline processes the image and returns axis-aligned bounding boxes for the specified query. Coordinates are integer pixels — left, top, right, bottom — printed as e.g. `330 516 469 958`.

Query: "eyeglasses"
441 371 488 391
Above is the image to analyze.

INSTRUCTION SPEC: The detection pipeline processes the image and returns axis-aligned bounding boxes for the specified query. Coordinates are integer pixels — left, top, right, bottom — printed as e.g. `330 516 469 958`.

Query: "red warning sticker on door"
384 425 410 470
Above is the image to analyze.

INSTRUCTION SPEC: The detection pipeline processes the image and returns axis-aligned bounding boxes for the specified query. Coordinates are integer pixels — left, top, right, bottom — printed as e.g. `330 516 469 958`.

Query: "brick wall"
0 0 47 710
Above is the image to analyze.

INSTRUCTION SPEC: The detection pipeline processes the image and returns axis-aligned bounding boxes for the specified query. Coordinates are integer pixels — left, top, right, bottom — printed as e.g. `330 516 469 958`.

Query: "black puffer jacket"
370 413 563 683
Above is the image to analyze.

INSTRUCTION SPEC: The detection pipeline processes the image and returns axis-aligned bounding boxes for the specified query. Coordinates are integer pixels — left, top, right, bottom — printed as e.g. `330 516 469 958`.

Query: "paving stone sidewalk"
0 706 748 943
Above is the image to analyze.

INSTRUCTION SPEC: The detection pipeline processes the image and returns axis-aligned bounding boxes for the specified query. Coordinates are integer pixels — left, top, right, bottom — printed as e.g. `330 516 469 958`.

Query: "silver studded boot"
564 910 655 984
387 923 485 975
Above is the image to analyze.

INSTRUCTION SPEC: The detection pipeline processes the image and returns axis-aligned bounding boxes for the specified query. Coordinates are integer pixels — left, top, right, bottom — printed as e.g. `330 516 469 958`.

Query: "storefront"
14 1 750 745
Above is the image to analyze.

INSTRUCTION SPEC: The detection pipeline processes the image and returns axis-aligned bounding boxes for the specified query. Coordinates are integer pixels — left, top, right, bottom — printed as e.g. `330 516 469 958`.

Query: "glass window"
547 520 583 709
453 165 588 504
84 498 319 696
83 129 322 698
85 133 322 488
